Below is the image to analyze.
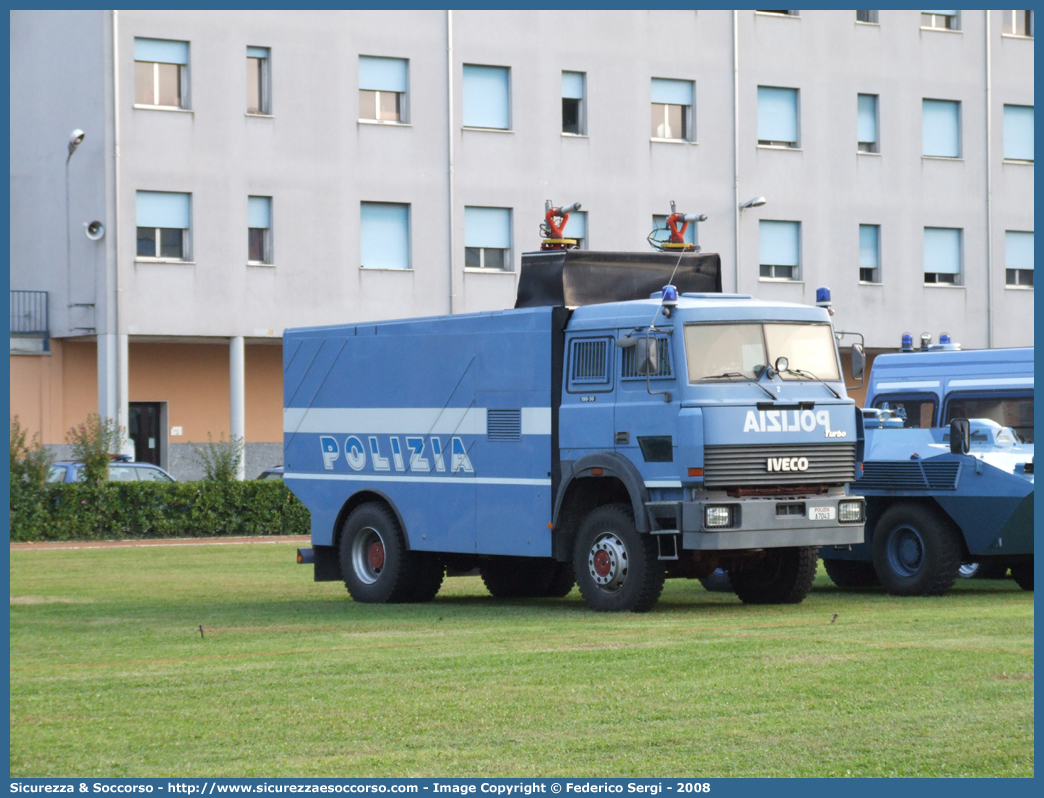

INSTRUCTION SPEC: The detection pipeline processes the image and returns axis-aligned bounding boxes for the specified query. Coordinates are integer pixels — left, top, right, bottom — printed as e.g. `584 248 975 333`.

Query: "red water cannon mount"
648 201 706 252
539 200 582 250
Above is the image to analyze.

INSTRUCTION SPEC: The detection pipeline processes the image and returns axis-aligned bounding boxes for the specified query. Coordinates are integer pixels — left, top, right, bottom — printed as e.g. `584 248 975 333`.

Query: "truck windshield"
684 322 840 383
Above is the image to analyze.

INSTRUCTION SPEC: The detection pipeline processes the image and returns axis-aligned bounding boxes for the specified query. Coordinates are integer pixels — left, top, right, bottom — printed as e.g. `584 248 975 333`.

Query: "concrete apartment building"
10 9 1034 478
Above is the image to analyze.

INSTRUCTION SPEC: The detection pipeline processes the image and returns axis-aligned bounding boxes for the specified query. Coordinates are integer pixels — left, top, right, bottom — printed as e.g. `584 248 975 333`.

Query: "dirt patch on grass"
11 596 94 605
994 672 1033 681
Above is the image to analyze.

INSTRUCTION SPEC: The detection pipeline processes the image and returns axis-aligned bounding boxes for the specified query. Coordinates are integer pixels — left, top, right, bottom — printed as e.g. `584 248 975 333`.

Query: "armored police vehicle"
287 207 865 612
821 342 1034 595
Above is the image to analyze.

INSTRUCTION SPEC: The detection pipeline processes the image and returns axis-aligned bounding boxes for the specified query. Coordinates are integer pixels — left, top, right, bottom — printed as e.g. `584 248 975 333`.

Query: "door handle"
615 431 629 445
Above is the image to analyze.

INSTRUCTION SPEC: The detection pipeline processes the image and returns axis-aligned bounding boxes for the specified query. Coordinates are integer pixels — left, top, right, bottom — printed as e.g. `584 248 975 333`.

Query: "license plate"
808 506 835 521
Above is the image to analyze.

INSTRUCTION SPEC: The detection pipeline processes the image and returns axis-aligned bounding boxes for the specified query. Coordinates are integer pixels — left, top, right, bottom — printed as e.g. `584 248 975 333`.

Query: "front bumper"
678 493 865 551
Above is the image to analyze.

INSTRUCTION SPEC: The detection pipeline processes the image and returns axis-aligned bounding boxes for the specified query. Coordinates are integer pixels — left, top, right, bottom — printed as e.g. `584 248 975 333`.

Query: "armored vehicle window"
872 394 938 428
764 323 840 381
945 392 1033 443
684 323 766 381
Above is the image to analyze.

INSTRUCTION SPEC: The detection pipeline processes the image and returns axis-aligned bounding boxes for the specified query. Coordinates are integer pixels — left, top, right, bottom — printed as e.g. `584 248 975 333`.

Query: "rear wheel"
1011 560 1033 591
573 504 664 613
480 557 553 598
959 562 1008 580
543 561 576 598
408 554 445 603
731 547 818 604
339 503 416 603
871 503 961 596
699 568 733 593
824 558 880 588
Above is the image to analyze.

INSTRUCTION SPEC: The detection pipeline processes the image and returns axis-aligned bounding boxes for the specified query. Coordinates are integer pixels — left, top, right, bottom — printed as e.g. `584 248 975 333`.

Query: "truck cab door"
558 334 616 461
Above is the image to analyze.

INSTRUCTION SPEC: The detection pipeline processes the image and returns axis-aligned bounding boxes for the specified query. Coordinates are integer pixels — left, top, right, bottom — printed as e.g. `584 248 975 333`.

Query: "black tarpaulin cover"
514 249 722 308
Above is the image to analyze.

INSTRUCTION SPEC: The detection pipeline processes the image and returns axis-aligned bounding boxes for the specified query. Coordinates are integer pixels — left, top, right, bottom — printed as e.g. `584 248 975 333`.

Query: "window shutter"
247 46 269 59
920 9 957 14
1003 105 1034 161
462 65 510 129
570 338 611 385
652 215 695 245
248 196 271 229
562 71 584 100
922 99 960 157
757 86 798 143
857 94 877 143
1006 231 1034 271
859 225 879 269
358 56 408 93
136 191 191 228
924 227 961 274
360 203 410 270
464 207 511 249
562 211 586 240
134 38 189 65
651 78 693 106
759 221 800 266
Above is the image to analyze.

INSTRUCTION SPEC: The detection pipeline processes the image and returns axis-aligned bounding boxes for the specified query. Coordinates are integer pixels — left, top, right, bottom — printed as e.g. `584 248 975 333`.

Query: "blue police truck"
821 342 1034 595
286 242 866 612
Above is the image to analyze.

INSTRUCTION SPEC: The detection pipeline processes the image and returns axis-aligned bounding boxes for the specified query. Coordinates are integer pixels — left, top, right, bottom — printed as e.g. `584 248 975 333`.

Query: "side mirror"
950 418 971 455
850 343 865 380
636 335 659 376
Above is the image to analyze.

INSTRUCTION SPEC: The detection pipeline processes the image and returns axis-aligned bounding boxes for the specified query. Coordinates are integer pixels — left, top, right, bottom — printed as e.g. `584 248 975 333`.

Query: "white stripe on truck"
285 472 551 486
284 407 552 436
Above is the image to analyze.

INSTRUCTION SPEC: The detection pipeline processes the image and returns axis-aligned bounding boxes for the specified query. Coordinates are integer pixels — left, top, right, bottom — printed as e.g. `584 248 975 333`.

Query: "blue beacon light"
901 333 914 352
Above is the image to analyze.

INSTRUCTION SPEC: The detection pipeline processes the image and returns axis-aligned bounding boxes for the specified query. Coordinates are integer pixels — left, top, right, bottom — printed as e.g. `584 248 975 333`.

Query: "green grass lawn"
10 543 1034 778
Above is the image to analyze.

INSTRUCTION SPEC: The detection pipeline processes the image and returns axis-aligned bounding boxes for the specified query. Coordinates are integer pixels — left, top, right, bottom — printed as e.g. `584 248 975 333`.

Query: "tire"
958 562 981 579
730 547 818 605
1011 560 1033 591
573 504 665 613
543 561 576 598
871 503 962 596
338 503 416 604
408 554 445 603
969 562 1008 580
480 557 553 598
699 568 733 593
824 558 880 588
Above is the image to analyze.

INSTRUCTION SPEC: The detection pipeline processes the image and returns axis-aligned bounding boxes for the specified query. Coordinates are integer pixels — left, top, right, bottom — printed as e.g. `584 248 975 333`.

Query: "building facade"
10 10 1034 478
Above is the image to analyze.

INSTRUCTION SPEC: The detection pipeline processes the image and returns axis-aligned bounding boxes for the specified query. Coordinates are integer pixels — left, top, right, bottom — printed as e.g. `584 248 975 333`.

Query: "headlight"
705 505 733 529
838 500 864 523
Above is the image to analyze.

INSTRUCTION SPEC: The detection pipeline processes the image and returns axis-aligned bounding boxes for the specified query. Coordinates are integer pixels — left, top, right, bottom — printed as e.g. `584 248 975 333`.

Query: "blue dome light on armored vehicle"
939 332 951 344
816 286 831 304
662 285 678 304
901 333 914 352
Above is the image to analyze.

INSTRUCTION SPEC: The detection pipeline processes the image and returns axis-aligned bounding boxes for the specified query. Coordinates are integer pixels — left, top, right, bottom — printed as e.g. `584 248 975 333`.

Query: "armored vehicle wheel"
1011 560 1033 591
699 568 733 593
480 557 553 598
543 561 576 598
824 558 880 588
871 503 961 596
573 504 665 613
339 503 417 603
958 562 1008 580
408 554 445 603
731 546 818 604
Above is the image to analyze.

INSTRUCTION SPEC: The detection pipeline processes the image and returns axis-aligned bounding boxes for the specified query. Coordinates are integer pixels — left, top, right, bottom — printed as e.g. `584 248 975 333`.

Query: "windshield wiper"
787 368 842 399
704 372 777 401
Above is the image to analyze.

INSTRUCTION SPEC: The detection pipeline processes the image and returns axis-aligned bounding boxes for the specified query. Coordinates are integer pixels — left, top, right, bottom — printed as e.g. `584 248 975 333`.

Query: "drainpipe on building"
732 10 741 294
446 10 456 315
984 10 994 348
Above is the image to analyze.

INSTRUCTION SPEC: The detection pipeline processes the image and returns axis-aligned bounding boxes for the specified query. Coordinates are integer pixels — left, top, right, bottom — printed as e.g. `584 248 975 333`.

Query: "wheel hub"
351 526 386 585
588 532 629 591
888 525 924 577
368 540 385 571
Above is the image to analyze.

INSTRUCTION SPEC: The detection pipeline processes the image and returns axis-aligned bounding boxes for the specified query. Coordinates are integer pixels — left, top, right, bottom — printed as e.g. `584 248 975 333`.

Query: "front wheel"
1011 560 1033 591
871 503 961 596
574 504 664 613
824 558 880 589
730 547 818 604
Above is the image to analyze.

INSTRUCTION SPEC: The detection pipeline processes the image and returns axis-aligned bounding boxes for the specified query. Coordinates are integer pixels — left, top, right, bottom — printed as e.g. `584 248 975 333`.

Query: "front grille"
858 460 960 491
703 443 857 488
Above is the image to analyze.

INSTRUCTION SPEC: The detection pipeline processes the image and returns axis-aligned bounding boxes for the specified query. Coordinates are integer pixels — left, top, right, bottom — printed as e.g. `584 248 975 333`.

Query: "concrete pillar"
230 336 246 480
118 332 129 436
97 333 118 422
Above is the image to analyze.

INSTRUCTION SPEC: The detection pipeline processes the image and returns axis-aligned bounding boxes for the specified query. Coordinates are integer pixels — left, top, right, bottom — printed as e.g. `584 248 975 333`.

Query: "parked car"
46 460 177 483
257 466 284 481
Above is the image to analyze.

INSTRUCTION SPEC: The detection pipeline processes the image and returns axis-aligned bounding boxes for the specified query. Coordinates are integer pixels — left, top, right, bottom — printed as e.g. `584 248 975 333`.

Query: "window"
856 10 879 23
1003 105 1034 162
562 210 587 249
757 86 799 147
922 99 960 157
136 191 190 261
1005 231 1033 288
1003 10 1033 36
858 94 879 152
567 337 613 392
360 203 410 270
945 392 1034 442
923 227 961 284
464 207 511 270
759 221 800 280
248 196 272 264
246 47 270 115
134 38 188 108
683 323 839 383
652 214 696 247
462 65 510 130
562 71 585 135
757 10 799 16
921 10 959 29
359 56 408 123
859 224 881 283
872 394 938 429
651 78 694 141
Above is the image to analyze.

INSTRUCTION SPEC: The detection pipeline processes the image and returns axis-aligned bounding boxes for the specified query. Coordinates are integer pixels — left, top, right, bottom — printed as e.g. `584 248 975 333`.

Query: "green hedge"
10 481 310 542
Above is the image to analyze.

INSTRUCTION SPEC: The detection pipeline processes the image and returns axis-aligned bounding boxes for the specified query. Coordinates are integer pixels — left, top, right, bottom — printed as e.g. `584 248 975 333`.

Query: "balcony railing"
11 290 49 337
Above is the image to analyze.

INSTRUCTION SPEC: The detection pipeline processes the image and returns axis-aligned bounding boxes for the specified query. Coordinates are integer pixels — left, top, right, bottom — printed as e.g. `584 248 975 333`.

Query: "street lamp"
65 129 85 313
739 196 767 211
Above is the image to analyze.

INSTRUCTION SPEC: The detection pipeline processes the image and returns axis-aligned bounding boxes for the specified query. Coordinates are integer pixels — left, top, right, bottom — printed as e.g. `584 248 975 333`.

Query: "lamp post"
65 129 85 313
736 197 766 293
